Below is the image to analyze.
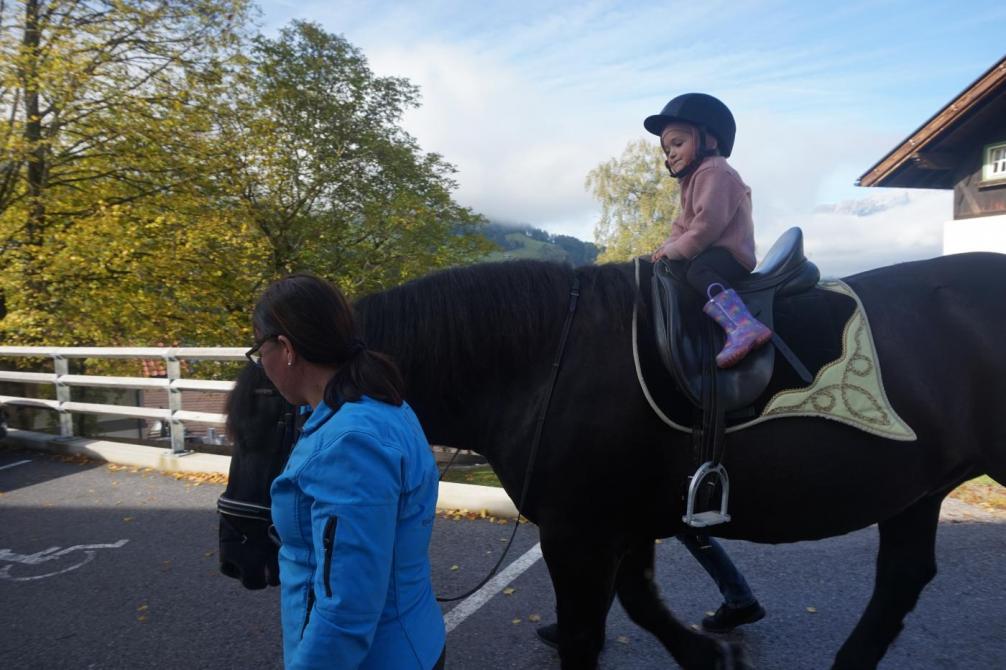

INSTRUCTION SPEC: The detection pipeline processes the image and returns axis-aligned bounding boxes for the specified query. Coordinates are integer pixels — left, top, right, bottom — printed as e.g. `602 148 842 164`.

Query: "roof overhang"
858 55 1006 189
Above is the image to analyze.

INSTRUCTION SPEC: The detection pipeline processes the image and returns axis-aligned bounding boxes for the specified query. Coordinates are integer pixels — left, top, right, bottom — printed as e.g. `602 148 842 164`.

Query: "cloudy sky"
256 0 1005 276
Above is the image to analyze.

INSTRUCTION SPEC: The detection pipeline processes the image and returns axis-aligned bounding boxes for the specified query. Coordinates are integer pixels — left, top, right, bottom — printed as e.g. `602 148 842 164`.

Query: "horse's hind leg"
832 493 943 670
616 538 747 669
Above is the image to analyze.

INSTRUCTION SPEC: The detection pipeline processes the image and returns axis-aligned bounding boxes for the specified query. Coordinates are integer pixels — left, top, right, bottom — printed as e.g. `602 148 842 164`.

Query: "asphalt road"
1 445 1004 669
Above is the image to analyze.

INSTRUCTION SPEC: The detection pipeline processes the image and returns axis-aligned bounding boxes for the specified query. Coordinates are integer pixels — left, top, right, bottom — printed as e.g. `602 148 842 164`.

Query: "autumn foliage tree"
220 21 491 296
0 0 255 345
0 7 491 350
587 139 680 262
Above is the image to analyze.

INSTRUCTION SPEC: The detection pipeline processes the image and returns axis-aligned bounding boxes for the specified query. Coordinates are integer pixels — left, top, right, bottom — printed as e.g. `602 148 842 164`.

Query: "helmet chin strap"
665 128 717 179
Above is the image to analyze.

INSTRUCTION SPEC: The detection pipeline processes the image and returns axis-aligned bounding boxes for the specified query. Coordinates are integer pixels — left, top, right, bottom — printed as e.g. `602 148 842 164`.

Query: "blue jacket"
271 397 445 669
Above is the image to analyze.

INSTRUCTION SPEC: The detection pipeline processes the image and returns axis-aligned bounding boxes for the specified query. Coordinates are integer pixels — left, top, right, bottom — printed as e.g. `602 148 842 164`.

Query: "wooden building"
858 55 1006 254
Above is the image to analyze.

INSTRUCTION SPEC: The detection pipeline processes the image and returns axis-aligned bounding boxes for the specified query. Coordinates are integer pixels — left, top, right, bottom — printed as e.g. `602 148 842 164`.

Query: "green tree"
586 139 680 262
0 0 253 345
0 12 492 354
219 21 492 296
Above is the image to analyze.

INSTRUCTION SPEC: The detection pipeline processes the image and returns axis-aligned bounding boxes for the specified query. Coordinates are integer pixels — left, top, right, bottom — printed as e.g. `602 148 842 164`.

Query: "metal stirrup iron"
683 461 732 527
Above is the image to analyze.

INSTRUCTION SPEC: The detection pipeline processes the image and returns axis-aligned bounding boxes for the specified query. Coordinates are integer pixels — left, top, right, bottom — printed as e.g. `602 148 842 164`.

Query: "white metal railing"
0 346 245 455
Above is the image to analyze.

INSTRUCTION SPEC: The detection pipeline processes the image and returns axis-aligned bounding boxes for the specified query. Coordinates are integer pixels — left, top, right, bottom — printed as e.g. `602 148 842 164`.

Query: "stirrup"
683 461 731 528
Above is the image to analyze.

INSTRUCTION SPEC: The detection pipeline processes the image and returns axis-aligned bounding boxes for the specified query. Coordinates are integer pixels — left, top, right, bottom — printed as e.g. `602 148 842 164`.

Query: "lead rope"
436 275 581 602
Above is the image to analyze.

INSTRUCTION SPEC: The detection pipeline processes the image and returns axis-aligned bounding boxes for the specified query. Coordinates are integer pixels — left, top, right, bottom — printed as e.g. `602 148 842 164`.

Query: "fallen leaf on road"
806 607 817 613
528 614 541 622
512 618 522 624
617 636 629 644
450 565 459 571
502 587 515 596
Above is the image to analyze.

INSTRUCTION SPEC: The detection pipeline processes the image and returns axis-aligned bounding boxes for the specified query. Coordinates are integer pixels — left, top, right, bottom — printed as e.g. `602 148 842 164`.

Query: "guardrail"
0 346 244 455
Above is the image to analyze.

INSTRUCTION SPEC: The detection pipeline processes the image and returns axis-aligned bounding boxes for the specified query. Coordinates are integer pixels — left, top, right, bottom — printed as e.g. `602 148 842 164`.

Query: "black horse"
219 252 1006 669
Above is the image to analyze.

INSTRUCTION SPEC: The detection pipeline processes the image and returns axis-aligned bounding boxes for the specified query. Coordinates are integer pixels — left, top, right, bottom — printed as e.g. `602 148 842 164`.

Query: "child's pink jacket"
668 156 756 271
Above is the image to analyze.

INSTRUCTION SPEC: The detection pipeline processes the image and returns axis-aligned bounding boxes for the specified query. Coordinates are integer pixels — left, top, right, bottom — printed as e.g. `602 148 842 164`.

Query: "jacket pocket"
322 516 337 598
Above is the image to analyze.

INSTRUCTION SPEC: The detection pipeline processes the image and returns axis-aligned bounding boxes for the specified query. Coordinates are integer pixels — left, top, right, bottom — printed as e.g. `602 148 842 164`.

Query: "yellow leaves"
502 587 515 596
806 606 817 614
587 139 680 262
437 508 511 524
528 613 541 622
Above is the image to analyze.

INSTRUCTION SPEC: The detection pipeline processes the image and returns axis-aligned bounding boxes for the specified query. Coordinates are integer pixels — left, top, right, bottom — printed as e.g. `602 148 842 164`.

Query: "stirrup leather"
683 461 731 528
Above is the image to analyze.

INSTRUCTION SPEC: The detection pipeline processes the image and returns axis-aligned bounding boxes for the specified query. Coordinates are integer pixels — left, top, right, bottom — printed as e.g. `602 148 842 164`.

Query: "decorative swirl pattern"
755 280 916 441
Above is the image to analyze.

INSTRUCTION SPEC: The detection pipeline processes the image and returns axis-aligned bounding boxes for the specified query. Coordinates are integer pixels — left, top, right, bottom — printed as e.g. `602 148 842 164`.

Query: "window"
983 141 1006 182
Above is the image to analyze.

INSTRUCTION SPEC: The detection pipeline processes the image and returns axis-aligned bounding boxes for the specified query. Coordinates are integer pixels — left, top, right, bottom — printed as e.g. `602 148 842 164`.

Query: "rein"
437 274 581 602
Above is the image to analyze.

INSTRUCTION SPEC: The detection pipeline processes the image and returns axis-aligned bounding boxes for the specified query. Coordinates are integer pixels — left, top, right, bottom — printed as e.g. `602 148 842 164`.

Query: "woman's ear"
276 335 295 366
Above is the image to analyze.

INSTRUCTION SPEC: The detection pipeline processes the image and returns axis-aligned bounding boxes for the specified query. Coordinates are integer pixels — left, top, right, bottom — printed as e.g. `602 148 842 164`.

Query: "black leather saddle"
652 227 820 412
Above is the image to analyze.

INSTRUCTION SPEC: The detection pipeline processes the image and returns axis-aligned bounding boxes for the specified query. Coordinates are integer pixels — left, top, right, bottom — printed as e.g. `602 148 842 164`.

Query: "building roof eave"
857 55 1006 188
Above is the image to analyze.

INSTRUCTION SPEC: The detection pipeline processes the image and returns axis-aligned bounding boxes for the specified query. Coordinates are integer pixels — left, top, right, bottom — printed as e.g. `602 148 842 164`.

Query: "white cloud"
255 0 999 276
764 190 949 278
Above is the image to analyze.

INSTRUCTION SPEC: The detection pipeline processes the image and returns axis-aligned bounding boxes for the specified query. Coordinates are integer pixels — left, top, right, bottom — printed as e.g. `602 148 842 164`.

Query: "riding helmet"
643 93 736 158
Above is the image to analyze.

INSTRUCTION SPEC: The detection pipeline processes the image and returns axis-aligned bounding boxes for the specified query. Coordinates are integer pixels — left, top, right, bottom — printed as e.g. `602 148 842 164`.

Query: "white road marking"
443 542 543 634
0 459 31 471
0 539 130 581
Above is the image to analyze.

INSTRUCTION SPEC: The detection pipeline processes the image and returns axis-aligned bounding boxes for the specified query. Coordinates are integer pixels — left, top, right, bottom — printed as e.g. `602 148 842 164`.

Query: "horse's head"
217 363 294 590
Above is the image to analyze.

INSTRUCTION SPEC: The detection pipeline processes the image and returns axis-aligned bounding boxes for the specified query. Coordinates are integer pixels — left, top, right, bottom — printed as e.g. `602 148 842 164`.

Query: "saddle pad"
730 279 916 440
633 263 916 441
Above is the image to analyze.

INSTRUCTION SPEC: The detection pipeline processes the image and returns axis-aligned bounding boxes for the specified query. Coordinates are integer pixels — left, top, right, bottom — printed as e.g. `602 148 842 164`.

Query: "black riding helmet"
644 93 736 158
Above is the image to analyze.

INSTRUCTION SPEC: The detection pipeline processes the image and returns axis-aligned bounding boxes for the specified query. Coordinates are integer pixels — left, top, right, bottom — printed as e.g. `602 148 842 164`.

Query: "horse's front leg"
832 493 943 669
616 538 749 669
539 524 622 670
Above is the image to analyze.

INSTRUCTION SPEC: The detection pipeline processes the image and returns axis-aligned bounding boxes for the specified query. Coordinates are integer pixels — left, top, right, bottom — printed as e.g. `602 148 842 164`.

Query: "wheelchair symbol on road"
0 540 130 581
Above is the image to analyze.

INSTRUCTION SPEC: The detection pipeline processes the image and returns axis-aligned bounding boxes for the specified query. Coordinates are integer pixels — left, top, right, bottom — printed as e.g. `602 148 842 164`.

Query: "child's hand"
652 240 684 263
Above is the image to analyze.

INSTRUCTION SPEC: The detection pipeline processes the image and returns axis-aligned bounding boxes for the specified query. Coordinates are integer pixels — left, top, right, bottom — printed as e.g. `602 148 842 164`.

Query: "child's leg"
687 249 772 368
684 247 748 295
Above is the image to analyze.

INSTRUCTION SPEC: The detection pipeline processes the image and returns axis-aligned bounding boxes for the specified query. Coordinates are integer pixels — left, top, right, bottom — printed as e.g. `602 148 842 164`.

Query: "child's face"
660 123 699 174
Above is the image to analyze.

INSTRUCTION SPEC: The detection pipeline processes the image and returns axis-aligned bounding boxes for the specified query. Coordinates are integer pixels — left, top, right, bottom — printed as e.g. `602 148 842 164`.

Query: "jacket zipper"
322 516 337 598
300 587 315 639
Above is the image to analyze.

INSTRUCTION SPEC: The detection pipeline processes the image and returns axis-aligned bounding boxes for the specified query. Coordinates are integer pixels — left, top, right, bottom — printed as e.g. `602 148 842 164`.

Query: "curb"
1 428 518 518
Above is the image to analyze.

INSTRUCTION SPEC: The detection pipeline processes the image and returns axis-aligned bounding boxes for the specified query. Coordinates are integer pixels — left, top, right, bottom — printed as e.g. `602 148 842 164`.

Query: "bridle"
217 393 298 547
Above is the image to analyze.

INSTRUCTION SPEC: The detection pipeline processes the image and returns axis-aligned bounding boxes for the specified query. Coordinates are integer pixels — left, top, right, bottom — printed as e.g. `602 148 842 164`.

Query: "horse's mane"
225 260 638 451
354 259 636 398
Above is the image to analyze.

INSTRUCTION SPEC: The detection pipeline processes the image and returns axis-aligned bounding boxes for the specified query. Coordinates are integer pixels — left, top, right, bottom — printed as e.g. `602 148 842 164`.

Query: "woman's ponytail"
323 341 404 410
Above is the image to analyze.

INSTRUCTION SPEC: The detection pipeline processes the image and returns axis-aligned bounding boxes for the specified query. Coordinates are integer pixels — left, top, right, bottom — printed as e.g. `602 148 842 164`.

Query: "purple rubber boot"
702 285 773 368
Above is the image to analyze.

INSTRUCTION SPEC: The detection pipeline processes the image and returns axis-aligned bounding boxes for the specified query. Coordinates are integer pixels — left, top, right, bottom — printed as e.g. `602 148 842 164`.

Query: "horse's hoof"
715 639 753 670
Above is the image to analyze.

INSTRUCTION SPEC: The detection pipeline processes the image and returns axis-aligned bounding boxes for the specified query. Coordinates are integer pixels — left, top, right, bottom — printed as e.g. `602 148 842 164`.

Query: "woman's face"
256 335 305 406
660 123 699 174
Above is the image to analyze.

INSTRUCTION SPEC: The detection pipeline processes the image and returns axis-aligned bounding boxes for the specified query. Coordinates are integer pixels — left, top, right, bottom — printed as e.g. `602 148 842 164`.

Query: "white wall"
943 213 1006 254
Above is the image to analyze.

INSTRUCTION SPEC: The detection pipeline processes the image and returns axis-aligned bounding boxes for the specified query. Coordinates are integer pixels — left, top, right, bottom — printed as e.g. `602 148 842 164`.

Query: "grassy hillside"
480 222 599 266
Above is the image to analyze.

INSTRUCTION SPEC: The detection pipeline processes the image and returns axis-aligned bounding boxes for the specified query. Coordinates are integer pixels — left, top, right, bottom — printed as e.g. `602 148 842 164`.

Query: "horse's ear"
226 363 266 442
